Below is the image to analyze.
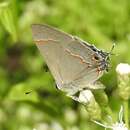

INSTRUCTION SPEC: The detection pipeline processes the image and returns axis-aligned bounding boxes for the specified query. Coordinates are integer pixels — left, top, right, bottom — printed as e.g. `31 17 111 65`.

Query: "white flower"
93 121 128 130
79 90 94 104
116 63 130 75
93 106 128 130
112 122 128 130
68 89 94 104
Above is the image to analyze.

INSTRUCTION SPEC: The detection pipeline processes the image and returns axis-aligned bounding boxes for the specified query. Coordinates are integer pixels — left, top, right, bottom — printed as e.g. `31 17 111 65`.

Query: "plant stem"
123 101 129 128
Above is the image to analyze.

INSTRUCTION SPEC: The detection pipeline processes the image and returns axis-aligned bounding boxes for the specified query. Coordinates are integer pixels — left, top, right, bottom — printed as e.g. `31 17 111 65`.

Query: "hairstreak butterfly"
32 24 112 101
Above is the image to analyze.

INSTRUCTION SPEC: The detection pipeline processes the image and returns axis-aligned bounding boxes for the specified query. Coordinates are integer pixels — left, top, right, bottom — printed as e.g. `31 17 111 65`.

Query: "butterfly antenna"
106 43 116 60
109 43 115 55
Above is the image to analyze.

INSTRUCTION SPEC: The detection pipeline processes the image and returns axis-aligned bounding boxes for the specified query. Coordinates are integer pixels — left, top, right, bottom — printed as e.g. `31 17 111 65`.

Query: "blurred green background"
0 0 130 130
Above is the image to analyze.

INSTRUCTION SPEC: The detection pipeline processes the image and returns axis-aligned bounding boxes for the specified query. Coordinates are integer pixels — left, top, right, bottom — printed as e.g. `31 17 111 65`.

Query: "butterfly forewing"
32 24 72 43
32 24 102 92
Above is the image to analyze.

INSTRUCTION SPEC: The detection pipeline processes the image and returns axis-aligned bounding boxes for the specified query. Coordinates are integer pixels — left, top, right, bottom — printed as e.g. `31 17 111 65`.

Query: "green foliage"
0 1 18 42
0 0 130 129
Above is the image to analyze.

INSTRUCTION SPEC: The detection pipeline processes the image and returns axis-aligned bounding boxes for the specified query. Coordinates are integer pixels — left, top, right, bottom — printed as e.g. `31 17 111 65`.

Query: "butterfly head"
91 43 115 72
99 43 115 72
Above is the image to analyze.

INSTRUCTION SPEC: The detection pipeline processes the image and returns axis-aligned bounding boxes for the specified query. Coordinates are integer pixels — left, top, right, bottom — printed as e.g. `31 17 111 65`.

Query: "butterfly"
31 24 112 101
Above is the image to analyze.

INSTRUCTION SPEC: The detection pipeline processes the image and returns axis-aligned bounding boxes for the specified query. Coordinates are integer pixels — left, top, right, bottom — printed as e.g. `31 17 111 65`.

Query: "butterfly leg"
66 92 81 102
68 95 81 102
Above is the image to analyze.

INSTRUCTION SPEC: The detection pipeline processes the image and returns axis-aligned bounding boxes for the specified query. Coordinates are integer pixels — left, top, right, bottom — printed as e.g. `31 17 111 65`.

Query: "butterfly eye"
94 55 100 60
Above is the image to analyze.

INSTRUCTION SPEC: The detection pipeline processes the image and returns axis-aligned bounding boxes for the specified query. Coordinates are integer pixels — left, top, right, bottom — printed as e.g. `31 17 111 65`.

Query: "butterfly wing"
32 24 103 92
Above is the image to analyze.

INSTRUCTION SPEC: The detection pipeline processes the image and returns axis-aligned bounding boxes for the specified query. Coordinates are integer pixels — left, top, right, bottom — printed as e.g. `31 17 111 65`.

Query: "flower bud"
78 89 93 104
92 82 108 106
79 90 101 120
116 63 130 75
116 63 130 100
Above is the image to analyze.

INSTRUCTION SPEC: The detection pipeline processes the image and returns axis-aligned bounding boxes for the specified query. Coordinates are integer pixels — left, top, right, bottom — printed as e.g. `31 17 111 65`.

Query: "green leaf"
0 1 18 42
7 83 38 102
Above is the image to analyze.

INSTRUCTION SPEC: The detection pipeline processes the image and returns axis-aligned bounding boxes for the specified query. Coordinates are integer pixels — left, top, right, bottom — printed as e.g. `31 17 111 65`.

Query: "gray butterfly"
32 24 110 101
